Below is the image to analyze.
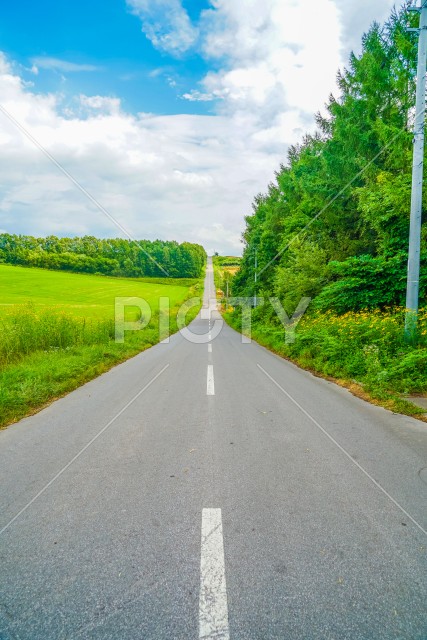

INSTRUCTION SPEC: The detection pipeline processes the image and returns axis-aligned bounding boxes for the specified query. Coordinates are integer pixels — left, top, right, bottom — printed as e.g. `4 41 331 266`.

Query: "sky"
0 0 399 255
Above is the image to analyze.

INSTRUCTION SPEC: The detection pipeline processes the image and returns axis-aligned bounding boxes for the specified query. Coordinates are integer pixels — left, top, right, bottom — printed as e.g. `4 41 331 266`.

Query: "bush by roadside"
224 304 427 419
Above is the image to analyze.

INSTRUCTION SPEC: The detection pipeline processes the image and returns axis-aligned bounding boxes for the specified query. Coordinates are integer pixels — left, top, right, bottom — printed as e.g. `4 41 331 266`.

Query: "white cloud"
126 0 198 55
332 0 397 55
0 2 405 255
79 95 121 115
139 0 344 140
0 53 274 254
181 90 218 102
148 66 175 78
195 0 343 135
30 57 100 73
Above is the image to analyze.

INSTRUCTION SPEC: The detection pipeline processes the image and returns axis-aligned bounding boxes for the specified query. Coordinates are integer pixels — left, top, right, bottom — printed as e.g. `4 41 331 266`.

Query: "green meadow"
0 264 203 428
0 264 195 319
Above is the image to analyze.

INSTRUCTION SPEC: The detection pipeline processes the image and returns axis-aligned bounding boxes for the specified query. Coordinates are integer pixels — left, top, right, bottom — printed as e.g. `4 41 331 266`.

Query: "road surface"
0 258 426 639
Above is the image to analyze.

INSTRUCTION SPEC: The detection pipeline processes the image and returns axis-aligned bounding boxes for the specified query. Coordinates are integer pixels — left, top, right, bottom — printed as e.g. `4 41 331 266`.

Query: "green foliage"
215 256 242 267
233 4 425 315
227 3 427 410
313 252 427 312
225 304 427 409
274 240 329 314
0 305 113 366
0 234 206 279
385 349 427 392
285 307 427 397
212 256 240 299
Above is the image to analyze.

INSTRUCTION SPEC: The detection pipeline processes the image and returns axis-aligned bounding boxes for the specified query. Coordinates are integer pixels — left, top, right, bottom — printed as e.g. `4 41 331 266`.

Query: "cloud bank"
0 0 398 255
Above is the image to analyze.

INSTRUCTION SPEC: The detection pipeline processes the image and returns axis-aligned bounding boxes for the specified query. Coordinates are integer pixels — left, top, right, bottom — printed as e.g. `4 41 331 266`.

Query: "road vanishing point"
0 258 426 639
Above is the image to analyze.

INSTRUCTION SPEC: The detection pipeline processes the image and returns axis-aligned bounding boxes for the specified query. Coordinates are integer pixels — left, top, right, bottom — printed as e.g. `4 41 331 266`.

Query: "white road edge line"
207 365 215 396
257 363 427 537
199 508 230 640
208 344 212 353
0 364 170 537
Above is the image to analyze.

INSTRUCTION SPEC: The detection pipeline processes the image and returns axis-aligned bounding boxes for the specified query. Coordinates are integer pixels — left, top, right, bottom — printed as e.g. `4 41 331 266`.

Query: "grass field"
0 264 203 428
0 264 194 319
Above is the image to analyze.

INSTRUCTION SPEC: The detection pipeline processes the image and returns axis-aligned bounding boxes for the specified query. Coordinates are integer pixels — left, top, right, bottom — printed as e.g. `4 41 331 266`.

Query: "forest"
225 2 427 415
0 234 206 279
233 3 426 314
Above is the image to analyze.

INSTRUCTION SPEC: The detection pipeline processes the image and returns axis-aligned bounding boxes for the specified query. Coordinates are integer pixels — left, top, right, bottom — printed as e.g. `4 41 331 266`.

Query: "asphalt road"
0 258 426 639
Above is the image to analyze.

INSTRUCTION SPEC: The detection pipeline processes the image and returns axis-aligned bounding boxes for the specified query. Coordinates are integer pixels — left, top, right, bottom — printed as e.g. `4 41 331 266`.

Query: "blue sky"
0 0 213 116
0 0 398 254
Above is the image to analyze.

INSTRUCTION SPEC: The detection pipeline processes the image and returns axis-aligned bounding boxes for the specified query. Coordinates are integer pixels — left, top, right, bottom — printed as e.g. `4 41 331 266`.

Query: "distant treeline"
0 234 206 278
214 256 242 267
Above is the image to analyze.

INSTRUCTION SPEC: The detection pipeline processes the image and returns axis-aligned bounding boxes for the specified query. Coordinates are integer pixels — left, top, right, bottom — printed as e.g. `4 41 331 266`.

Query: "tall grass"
282 307 427 395
0 305 114 366
0 278 203 429
225 305 427 416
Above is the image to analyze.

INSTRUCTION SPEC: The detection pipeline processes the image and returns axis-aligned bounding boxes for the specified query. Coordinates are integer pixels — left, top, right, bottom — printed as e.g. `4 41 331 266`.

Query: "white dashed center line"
208 344 212 353
199 508 229 640
207 365 215 395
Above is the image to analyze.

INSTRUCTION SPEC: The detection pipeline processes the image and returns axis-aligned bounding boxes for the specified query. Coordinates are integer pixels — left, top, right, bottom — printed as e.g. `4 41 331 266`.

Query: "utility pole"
254 247 258 308
405 0 427 341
